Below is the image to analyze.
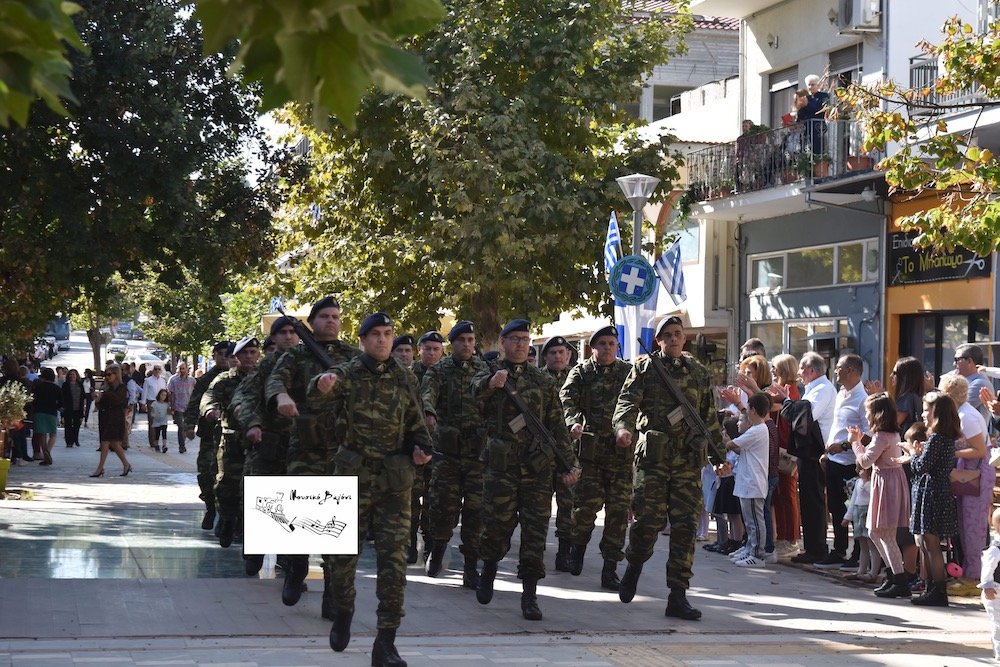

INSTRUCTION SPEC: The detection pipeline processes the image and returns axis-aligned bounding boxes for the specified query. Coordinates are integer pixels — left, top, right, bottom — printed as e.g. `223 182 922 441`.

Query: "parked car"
108 338 129 355
131 329 145 340
123 351 167 371
56 339 71 352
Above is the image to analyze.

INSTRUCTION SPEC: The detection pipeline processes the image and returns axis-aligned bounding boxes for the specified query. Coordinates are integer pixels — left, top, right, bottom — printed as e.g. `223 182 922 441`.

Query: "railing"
909 54 985 116
685 120 882 202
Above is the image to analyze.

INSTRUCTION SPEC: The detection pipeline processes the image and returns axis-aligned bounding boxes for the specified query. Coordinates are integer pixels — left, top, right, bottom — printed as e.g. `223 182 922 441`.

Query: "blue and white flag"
654 238 687 306
604 211 621 278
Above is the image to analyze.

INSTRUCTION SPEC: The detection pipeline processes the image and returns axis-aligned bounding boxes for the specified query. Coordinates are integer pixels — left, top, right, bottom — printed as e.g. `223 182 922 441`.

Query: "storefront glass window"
752 257 784 290
837 243 863 284
748 321 783 359
865 239 879 282
787 248 834 288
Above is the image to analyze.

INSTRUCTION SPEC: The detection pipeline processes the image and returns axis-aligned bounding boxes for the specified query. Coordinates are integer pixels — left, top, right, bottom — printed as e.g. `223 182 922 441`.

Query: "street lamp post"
615 173 660 359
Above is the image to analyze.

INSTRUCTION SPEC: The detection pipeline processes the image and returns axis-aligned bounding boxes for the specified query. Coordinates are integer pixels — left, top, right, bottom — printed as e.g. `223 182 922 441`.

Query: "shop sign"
888 231 990 286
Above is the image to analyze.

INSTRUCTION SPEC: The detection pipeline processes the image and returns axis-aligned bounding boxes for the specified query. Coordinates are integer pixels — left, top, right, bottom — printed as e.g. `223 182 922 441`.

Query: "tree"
844 15 1000 255
0 0 275 359
270 0 690 344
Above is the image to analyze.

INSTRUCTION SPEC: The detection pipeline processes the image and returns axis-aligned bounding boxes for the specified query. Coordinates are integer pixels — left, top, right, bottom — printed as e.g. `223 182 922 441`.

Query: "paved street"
1 360 997 666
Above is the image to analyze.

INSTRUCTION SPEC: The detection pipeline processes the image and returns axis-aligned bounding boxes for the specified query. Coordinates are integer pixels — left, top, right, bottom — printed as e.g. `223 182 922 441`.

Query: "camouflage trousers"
214 432 246 521
196 423 220 509
427 455 485 555
243 433 289 477
285 437 336 476
570 441 633 561
330 461 412 629
553 471 574 540
624 448 702 591
409 463 431 546
479 458 553 581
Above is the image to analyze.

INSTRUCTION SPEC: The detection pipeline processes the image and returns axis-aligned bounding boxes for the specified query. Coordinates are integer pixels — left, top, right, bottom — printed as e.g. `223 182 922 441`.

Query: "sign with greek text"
243 475 359 555
888 231 990 286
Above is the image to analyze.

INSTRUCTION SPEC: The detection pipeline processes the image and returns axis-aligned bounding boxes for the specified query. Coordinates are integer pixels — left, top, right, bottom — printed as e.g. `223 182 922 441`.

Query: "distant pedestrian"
60 369 85 447
150 389 171 452
82 369 95 428
166 362 195 454
92 365 132 478
31 367 61 466
143 365 168 450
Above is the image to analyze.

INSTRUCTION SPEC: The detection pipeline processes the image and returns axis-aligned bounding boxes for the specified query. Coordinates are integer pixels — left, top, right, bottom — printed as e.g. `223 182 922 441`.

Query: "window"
748 238 878 293
769 65 799 129
675 222 700 263
652 85 686 121
748 322 783 360
749 318 850 368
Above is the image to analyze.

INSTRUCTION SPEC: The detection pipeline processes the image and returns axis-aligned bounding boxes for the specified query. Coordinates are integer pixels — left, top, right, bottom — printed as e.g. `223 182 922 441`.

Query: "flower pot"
781 170 798 184
847 155 873 171
813 160 831 179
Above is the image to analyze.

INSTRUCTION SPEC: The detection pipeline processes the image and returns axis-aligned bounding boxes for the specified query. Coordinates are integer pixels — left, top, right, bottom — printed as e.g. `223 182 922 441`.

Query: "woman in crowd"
770 353 802 554
31 367 62 466
82 369 95 428
60 368 86 448
92 365 132 478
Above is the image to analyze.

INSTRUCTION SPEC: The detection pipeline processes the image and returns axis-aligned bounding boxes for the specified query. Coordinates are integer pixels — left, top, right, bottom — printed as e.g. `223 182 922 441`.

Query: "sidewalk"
0 417 996 666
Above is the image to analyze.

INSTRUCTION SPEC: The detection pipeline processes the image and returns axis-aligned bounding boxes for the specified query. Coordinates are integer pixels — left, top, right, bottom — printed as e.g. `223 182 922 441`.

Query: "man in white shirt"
142 365 168 451
955 343 992 423
814 353 869 570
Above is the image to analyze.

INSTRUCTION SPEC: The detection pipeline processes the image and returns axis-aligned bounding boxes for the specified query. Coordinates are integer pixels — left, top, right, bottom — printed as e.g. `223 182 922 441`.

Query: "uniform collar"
503 360 527 376
360 354 391 374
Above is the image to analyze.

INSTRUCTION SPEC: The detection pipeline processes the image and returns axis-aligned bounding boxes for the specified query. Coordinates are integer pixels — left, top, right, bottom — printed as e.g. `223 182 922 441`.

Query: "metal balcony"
909 54 986 117
685 120 882 202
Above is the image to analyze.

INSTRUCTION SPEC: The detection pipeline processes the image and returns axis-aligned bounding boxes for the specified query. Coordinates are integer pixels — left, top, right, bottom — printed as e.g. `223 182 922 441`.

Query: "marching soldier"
613 316 725 620
422 320 488 587
539 335 575 571
201 336 261 548
472 319 580 620
185 340 232 531
230 316 300 576
561 325 633 589
391 334 414 368
265 297 360 609
308 312 432 665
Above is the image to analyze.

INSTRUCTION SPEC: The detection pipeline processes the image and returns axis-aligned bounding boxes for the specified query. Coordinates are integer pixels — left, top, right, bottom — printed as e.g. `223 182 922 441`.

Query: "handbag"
949 468 981 497
778 447 798 475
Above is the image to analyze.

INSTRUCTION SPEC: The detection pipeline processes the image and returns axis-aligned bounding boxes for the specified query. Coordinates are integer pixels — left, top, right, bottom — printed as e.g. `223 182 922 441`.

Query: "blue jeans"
763 475 779 553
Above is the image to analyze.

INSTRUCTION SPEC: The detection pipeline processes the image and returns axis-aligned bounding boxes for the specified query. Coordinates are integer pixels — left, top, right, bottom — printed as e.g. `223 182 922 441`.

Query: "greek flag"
653 238 687 306
603 211 621 277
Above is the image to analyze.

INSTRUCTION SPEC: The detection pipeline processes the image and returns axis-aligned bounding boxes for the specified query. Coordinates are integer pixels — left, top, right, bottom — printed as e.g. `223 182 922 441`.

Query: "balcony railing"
685 120 881 202
909 54 986 116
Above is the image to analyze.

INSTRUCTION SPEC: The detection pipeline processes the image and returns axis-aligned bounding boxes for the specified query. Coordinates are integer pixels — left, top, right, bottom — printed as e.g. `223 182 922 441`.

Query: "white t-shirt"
733 421 769 499
958 401 988 444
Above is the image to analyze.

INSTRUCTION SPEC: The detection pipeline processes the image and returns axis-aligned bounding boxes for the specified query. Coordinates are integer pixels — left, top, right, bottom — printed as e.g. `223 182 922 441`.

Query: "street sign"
610 255 658 305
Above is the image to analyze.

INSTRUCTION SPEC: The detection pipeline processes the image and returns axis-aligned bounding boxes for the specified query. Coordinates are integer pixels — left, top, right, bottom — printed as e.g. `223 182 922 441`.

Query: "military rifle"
276 306 336 369
391 356 434 456
636 337 714 447
478 346 576 476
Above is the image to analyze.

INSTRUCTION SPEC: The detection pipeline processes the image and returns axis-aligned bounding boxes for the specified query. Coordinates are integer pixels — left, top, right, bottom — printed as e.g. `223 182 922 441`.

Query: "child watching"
723 391 772 568
977 507 1000 660
150 388 171 453
842 467 882 583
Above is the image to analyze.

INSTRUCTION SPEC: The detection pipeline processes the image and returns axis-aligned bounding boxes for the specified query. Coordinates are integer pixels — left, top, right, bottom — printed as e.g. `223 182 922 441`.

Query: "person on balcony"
798 75 830 156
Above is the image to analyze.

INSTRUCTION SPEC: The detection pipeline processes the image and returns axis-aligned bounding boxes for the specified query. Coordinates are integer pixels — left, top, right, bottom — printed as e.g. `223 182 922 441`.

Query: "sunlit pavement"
0 413 995 666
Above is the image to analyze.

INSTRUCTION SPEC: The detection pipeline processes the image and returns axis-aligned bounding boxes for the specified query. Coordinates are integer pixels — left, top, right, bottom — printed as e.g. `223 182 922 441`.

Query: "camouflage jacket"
612 351 724 464
561 358 633 437
201 366 253 436
540 365 571 391
184 364 227 432
411 361 434 387
264 340 360 412
230 351 291 436
421 356 487 457
472 360 578 468
306 354 430 460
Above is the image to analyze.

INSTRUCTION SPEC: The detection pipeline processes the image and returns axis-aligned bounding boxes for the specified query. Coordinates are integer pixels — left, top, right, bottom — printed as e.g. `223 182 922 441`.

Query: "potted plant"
0 380 30 495
847 154 874 171
813 153 832 178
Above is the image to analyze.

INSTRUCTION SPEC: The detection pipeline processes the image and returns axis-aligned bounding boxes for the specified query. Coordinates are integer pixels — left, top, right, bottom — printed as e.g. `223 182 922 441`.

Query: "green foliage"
134 267 227 357
221 282 273 341
843 15 1000 254
194 0 445 129
0 0 86 128
0 380 31 427
269 0 690 343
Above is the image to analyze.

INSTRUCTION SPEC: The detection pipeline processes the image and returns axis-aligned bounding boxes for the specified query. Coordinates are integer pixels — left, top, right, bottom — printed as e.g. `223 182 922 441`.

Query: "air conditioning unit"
839 0 881 33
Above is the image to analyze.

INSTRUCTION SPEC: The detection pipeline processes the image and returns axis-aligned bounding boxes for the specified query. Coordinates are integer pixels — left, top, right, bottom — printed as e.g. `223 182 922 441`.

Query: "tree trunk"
87 327 104 371
471 291 502 350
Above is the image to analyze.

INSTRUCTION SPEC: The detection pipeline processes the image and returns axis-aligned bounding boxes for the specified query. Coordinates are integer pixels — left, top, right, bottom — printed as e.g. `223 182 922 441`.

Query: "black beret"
527 346 537 358
589 325 618 347
226 342 237 356
262 336 274 349
500 319 530 337
308 296 340 322
233 336 260 355
417 330 445 345
541 336 571 356
393 334 415 350
655 315 685 337
212 340 232 353
448 320 475 342
269 315 296 335
359 312 393 337
483 350 500 363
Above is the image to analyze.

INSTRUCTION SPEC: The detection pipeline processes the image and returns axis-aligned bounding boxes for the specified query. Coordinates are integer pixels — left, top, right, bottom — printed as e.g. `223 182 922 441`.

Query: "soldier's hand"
232 404 242 418
488 370 508 389
412 448 432 466
276 393 299 418
569 423 584 440
184 429 195 441
562 466 581 486
424 415 437 431
246 427 262 444
205 409 220 422
316 373 338 394
616 428 632 448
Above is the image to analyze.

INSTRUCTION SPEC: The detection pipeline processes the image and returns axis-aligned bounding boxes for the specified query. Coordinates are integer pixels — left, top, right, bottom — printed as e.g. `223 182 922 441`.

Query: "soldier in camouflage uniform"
201 337 260 549
613 316 726 620
406 330 445 563
309 313 432 665
184 340 232 531
230 317 300 576
391 334 414 368
539 335 575 572
264 297 360 609
561 325 633 590
421 321 488 587
473 319 581 621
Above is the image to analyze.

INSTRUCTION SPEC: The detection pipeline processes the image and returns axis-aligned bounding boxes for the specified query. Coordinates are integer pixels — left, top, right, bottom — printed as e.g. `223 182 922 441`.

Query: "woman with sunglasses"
92 365 132 477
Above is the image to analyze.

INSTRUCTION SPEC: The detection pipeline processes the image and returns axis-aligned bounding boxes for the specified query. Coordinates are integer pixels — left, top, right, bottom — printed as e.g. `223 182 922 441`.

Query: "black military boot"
328 610 353 652
425 541 447 577
217 516 236 548
282 556 309 606
200 504 216 530
406 535 418 565
371 627 406 666
477 560 498 605
665 587 702 620
520 578 543 621
554 538 570 572
463 553 480 589
243 554 264 577
568 543 586 576
600 559 621 591
618 562 642 603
